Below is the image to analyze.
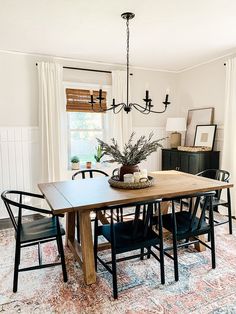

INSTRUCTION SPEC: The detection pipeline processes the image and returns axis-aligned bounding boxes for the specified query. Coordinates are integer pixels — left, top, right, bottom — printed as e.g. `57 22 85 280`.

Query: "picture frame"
185 107 214 146
193 124 217 150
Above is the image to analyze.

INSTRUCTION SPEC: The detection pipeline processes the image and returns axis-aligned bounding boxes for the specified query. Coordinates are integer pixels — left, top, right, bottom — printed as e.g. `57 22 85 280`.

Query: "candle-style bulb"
99 89 102 98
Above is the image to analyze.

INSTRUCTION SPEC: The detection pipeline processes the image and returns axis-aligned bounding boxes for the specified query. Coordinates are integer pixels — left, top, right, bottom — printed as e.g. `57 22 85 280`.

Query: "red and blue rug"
0 214 236 313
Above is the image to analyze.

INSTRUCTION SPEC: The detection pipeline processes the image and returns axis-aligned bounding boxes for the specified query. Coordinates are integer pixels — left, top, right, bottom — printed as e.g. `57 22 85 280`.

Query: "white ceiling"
0 0 236 71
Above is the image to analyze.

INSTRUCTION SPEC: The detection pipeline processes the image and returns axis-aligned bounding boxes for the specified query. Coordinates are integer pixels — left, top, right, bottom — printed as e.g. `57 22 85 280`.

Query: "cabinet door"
170 151 180 170
162 150 171 170
188 154 200 174
180 153 189 173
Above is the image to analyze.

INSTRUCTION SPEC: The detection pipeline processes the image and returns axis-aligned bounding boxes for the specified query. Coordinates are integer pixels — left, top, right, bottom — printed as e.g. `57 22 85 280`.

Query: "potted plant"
97 132 164 181
71 156 80 170
94 145 105 168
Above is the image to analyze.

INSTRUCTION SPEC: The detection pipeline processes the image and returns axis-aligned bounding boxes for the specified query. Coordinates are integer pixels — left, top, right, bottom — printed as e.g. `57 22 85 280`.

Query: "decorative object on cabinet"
185 108 214 146
194 124 217 150
166 117 186 148
161 148 219 174
177 146 212 152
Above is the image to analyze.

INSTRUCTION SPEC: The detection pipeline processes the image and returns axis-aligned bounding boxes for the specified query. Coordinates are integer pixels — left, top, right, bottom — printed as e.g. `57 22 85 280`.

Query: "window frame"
63 82 111 168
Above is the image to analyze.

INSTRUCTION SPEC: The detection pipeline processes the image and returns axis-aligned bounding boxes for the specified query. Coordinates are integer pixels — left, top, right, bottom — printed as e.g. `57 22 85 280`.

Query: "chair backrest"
109 199 162 240
1 190 46 231
172 191 216 233
197 169 230 199
72 169 109 180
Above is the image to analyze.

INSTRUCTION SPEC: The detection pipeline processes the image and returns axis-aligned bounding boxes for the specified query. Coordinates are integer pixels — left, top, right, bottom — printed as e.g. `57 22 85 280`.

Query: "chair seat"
162 211 210 240
99 219 160 254
20 217 65 243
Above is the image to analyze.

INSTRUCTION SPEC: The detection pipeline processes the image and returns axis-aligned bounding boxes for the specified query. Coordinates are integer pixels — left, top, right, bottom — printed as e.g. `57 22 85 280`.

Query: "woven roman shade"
66 88 107 112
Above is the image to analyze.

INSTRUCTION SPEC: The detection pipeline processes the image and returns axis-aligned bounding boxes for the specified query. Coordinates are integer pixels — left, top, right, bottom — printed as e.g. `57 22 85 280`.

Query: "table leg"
79 211 96 285
65 211 75 247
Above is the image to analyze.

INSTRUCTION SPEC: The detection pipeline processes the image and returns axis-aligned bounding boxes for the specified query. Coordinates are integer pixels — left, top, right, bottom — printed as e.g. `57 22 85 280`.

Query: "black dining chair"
94 199 165 299
1 190 67 292
157 192 216 282
72 169 124 242
196 169 232 234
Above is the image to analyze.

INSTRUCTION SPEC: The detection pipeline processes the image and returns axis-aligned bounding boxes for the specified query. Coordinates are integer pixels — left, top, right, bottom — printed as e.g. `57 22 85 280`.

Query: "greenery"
97 132 164 166
94 145 105 162
70 155 80 163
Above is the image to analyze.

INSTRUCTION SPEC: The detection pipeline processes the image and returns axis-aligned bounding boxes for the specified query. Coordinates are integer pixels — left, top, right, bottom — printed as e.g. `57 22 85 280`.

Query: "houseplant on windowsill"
97 132 164 181
71 156 80 170
94 145 105 168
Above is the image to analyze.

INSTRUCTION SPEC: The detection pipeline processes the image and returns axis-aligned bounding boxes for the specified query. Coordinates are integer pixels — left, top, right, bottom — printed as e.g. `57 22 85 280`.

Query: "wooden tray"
108 175 155 190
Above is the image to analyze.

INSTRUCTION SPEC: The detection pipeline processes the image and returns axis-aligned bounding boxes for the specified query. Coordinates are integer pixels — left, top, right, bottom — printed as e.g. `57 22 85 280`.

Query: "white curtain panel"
109 70 132 148
38 62 64 182
222 57 236 215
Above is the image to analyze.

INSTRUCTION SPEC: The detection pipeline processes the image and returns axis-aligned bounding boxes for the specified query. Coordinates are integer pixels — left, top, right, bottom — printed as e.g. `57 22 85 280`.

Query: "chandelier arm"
133 103 168 114
132 104 151 114
133 103 150 113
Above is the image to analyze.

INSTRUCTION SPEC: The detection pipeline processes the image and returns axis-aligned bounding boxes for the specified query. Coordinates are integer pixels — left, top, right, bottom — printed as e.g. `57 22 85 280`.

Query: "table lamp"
166 117 186 148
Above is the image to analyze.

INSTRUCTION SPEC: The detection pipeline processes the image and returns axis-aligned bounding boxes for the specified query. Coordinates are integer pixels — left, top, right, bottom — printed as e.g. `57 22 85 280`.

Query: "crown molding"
1 48 236 74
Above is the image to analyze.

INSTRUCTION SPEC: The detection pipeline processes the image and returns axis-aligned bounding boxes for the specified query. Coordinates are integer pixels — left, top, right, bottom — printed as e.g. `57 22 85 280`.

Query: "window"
68 111 105 164
65 85 109 165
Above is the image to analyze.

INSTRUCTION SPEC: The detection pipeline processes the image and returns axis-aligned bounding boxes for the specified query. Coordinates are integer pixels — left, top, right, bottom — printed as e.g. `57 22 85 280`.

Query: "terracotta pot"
86 161 92 169
119 164 139 181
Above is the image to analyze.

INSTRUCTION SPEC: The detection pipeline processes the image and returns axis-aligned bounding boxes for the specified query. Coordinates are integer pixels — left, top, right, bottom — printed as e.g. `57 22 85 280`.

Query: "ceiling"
1 0 236 72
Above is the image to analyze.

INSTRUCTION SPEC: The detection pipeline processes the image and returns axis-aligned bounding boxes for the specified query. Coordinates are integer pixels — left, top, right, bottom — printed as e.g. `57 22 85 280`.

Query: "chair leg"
111 246 118 299
171 201 179 282
140 248 144 260
76 211 80 243
147 247 151 259
227 188 233 235
209 196 216 269
94 215 98 271
56 218 68 282
13 241 21 293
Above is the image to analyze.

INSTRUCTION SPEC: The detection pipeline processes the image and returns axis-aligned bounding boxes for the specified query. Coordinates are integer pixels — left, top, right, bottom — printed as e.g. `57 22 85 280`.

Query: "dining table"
38 170 233 285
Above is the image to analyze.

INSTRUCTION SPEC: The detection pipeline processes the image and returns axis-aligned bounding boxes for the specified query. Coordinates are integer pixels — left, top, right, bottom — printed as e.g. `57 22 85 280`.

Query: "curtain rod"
35 63 111 74
35 63 133 75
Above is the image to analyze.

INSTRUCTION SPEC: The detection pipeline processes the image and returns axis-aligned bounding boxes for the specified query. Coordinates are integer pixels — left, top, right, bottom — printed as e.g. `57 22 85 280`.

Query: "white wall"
177 59 226 125
177 58 227 153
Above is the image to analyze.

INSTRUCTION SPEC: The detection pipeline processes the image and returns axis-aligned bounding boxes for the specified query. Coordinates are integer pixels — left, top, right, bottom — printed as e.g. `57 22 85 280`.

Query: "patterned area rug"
0 214 236 314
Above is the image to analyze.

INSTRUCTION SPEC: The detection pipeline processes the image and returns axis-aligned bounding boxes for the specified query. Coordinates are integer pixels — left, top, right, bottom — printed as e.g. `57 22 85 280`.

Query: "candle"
145 90 149 100
112 98 115 106
90 89 93 96
133 172 141 183
140 169 148 178
123 174 134 183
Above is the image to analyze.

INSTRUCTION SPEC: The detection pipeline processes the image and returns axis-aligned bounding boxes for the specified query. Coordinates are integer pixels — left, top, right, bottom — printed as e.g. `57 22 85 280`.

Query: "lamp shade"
166 118 186 132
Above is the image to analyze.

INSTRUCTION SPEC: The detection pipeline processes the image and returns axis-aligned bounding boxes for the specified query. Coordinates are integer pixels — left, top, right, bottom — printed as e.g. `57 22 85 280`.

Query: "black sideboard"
162 149 220 174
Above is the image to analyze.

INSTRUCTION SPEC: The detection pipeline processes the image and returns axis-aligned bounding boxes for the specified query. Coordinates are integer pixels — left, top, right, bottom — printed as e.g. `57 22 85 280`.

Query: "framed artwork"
185 107 214 146
194 124 217 150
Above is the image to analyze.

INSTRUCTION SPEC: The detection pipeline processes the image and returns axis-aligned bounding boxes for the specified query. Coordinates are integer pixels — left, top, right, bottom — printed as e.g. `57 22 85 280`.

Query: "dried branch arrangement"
97 132 164 166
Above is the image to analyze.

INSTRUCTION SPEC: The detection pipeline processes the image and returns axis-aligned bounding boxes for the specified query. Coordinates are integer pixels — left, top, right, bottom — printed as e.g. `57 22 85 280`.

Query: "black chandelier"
89 12 171 114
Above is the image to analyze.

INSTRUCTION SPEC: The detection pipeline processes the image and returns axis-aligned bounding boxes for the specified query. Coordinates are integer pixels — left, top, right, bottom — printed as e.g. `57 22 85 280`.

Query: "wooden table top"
38 170 233 215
